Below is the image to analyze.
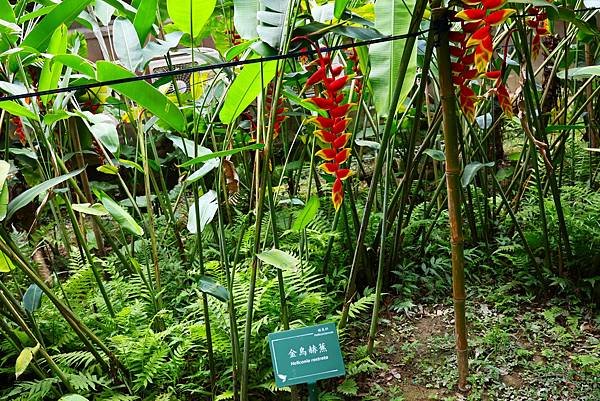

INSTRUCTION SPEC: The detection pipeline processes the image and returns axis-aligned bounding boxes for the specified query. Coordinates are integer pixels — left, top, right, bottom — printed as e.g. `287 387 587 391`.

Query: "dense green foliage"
0 0 598 400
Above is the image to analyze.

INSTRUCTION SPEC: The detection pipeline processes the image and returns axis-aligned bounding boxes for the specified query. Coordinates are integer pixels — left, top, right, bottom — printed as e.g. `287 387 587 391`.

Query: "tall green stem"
63 196 115 317
339 0 428 329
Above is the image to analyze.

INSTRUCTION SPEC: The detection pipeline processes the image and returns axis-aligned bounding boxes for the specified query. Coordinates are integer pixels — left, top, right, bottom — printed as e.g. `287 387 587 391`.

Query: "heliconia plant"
450 0 516 120
305 51 354 211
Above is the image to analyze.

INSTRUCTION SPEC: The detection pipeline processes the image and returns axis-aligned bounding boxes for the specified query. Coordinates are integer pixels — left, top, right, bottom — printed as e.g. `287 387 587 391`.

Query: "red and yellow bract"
305 53 354 211
450 0 515 120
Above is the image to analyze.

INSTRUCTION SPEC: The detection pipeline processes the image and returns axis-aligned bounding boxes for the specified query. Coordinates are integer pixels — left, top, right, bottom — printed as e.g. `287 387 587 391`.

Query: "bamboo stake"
432 6 469 391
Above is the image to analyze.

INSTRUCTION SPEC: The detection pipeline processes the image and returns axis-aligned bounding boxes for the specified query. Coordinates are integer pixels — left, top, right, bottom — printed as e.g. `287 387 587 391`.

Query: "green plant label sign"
268 322 345 387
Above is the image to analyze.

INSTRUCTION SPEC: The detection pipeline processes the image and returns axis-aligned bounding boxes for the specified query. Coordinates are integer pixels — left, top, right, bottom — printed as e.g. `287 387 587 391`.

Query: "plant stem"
62 196 115 318
367 141 392 354
432 6 469 390
0 290 74 393
339 0 428 329
137 120 164 322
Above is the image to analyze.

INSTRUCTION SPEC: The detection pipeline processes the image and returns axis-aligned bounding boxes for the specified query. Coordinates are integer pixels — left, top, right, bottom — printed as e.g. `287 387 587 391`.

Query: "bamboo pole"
432 6 469 391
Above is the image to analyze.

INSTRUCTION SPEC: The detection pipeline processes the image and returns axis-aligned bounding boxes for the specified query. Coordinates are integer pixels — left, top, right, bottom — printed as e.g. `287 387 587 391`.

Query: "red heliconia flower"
464 68 478 80
482 0 506 10
459 85 477 121
456 8 487 22
450 0 515 120
243 83 288 141
450 46 464 57
527 6 552 60
463 21 484 33
305 51 354 211
11 116 26 145
346 48 363 94
485 9 515 26
467 25 491 46
484 70 502 80
474 36 493 73
307 67 327 86
459 51 474 65
495 83 513 117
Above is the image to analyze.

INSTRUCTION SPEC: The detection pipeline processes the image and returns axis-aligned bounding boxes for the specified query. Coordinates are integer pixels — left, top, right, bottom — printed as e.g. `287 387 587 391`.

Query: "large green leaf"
233 0 259 39
257 248 299 271
0 160 9 222
198 276 229 302
38 24 67 105
291 195 319 232
112 18 143 71
0 0 15 23
167 0 216 38
180 143 264 167
0 101 38 121
71 203 109 216
0 160 9 191
0 183 8 222
167 134 219 181
6 167 85 221
461 161 495 187
219 60 278 124
94 189 144 236
58 396 89 401
0 249 13 272
334 0 351 19
95 0 115 26
423 149 445 161
100 0 137 20
17 6 54 24
96 61 185 131
51 54 96 78
256 0 288 48
547 6 600 37
22 284 43 313
187 190 218 234
133 0 157 43
368 0 416 116
15 343 39 379
556 65 600 80
140 32 184 68
21 0 93 51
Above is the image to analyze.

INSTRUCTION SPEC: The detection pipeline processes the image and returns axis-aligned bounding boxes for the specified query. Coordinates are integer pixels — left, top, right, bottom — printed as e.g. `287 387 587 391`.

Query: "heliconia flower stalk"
449 0 516 120
241 83 287 141
526 5 552 60
305 51 354 211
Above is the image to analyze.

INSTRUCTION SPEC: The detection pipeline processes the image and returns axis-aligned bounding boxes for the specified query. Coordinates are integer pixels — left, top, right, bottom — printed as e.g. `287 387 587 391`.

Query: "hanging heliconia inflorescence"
242 82 287 142
266 84 288 139
305 52 353 211
526 4 552 60
449 0 516 120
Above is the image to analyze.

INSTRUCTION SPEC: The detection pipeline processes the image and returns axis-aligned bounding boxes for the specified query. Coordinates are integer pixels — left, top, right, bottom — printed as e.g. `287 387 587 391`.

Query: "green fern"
337 378 359 396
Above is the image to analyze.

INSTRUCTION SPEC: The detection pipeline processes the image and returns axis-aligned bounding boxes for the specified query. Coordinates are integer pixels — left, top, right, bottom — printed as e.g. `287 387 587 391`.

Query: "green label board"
268 322 345 387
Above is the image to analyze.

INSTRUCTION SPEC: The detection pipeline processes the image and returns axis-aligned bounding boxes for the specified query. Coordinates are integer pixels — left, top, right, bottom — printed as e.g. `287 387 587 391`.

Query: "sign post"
307 382 319 401
268 322 345 400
